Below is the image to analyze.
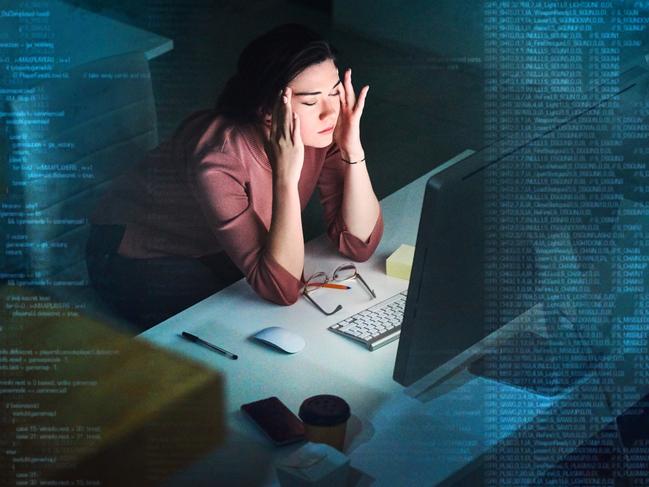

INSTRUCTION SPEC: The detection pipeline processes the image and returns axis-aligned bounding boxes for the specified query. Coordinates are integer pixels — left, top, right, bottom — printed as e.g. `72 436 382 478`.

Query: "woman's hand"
334 68 369 161
264 87 305 283
265 87 304 186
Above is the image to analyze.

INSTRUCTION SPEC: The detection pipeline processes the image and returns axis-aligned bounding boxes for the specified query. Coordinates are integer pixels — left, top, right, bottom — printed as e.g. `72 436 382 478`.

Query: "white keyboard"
328 290 407 350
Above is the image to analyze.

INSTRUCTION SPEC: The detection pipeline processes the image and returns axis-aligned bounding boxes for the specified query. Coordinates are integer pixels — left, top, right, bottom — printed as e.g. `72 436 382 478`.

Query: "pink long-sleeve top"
92 110 384 305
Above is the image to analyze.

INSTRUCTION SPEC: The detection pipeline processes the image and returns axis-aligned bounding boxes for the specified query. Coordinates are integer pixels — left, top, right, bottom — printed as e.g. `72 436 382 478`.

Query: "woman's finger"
355 85 369 114
291 112 301 145
338 79 347 108
344 68 355 108
278 90 289 139
283 87 292 138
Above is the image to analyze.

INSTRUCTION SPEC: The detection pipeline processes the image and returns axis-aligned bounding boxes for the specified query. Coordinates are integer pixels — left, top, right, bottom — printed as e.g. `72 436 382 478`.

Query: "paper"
386 244 415 280
280 443 329 469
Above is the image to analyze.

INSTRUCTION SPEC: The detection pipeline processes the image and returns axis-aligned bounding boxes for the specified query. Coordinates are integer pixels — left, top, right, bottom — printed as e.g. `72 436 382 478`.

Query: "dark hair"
215 24 338 124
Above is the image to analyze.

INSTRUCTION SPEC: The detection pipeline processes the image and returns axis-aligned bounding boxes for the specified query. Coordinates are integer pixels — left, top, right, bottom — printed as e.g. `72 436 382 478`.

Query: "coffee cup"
298 395 350 452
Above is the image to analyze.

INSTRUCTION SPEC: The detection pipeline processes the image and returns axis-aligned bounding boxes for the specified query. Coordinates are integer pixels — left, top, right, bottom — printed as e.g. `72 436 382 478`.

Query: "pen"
310 283 350 290
181 331 238 360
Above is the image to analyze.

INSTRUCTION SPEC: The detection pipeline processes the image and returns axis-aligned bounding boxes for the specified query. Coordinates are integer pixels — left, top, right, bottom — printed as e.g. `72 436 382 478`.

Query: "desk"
140 149 617 486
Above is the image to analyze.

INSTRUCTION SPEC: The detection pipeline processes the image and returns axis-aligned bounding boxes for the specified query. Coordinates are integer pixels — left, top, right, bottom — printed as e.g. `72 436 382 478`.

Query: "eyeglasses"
302 263 376 316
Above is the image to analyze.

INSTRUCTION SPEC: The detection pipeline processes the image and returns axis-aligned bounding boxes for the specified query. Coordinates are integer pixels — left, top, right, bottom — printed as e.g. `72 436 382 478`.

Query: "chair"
2 50 159 319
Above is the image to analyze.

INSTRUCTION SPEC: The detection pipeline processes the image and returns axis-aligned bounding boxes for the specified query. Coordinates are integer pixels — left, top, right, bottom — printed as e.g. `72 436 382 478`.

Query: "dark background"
62 0 486 239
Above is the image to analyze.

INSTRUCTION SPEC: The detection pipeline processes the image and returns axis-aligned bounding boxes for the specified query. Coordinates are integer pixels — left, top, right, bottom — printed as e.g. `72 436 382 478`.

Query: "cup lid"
299 394 350 426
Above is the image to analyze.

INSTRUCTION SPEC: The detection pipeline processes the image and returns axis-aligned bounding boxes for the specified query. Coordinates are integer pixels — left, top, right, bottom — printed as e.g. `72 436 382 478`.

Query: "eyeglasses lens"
305 272 328 292
333 264 357 282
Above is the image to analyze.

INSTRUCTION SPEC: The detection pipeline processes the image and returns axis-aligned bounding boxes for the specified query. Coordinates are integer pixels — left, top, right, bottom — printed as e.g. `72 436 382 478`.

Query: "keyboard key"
328 290 408 350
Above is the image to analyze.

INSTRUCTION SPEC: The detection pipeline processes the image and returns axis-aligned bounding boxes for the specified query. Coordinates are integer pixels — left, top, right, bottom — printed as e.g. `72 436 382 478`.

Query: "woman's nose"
320 99 337 119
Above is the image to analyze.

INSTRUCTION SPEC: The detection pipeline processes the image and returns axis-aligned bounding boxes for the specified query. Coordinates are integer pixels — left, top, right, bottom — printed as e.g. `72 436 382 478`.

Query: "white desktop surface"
140 149 615 486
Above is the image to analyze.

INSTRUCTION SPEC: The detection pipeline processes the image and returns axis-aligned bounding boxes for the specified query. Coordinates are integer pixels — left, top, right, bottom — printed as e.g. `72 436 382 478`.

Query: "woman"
86 23 383 331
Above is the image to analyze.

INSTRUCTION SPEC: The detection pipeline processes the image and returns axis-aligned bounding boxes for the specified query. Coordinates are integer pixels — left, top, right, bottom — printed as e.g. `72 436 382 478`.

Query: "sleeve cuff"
247 251 303 305
336 208 384 262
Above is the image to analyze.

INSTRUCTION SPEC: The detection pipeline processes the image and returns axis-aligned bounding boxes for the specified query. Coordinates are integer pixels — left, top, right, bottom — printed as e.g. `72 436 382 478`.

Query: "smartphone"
241 396 305 446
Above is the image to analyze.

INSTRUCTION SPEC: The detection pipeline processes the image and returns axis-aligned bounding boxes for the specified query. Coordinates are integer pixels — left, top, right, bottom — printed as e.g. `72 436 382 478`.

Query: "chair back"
4 50 158 293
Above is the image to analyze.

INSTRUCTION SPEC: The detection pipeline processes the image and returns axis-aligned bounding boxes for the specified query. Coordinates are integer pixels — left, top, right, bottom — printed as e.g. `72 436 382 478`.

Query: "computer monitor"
393 65 649 389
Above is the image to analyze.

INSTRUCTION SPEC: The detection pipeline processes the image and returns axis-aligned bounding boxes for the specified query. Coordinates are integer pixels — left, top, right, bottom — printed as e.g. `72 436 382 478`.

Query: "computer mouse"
252 326 305 354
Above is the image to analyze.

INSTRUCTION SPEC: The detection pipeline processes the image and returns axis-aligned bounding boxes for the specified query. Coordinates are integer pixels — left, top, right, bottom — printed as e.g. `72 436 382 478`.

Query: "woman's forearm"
267 178 304 279
341 153 381 241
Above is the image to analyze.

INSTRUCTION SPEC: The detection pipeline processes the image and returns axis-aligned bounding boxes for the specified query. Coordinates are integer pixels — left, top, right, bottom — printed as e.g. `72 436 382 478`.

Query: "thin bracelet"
341 156 366 165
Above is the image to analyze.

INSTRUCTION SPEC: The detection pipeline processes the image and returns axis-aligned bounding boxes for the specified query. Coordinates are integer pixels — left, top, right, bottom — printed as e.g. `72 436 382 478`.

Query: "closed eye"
302 92 340 106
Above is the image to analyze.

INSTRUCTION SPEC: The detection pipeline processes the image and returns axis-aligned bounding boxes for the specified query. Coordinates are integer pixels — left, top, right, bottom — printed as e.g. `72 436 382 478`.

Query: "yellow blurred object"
0 286 225 486
386 244 416 281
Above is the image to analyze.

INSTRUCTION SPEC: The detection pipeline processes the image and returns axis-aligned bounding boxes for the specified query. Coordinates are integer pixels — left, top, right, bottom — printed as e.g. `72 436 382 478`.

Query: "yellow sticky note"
386 244 416 280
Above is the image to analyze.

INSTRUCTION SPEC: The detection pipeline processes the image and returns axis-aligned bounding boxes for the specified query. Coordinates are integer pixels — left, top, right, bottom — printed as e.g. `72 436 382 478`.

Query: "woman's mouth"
318 126 334 134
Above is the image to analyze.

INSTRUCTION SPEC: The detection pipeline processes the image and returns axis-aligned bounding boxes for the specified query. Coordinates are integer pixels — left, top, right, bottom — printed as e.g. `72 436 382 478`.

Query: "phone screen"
241 396 305 446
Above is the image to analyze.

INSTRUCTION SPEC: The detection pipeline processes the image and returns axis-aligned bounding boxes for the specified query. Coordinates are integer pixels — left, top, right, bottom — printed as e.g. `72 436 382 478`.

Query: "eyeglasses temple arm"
302 292 343 316
356 274 376 299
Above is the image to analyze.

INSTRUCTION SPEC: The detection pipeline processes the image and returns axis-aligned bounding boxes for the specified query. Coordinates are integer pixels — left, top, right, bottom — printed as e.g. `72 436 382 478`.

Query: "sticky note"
386 244 415 280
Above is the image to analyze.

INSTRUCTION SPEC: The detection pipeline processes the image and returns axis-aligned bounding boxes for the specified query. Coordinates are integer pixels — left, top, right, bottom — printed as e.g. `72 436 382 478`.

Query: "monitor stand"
468 310 598 397
406 303 599 401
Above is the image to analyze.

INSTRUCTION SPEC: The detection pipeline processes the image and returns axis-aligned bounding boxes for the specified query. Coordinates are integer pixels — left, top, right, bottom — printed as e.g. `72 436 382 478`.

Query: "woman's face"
286 59 341 148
